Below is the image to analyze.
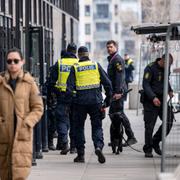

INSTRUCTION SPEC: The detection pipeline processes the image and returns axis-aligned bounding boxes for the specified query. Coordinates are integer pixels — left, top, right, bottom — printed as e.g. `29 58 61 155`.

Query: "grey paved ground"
28 108 180 180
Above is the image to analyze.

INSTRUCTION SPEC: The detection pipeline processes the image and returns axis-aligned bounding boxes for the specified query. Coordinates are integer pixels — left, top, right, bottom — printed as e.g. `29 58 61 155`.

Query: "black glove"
104 96 111 107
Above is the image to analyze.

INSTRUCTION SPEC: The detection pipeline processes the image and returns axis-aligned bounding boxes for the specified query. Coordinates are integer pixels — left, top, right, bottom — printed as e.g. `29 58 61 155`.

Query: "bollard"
41 97 49 152
35 121 43 159
32 128 37 166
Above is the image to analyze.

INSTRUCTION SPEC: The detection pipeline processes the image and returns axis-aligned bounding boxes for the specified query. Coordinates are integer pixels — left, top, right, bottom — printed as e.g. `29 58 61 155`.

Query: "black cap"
78 46 88 53
78 46 89 57
67 43 77 53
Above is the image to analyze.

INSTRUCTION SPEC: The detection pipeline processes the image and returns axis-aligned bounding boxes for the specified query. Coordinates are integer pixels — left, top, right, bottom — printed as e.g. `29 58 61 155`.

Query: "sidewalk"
28 109 179 180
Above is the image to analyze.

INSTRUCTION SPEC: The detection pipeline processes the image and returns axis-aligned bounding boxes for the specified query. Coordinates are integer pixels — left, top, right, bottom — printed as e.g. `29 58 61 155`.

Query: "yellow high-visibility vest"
74 61 100 90
127 58 133 65
55 58 78 92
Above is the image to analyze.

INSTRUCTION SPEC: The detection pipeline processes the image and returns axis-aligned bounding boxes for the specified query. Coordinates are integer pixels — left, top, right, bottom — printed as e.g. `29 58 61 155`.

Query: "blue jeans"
55 103 70 145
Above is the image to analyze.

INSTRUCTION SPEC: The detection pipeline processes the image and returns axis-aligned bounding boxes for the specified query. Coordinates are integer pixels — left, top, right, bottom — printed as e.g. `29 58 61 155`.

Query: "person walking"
106 40 137 148
42 70 57 151
67 46 112 163
124 53 135 89
0 48 43 180
142 54 174 158
49 43 78 154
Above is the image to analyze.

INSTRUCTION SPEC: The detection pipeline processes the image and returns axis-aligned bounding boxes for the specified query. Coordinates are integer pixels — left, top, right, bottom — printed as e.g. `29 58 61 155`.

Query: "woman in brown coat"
0 48 44 180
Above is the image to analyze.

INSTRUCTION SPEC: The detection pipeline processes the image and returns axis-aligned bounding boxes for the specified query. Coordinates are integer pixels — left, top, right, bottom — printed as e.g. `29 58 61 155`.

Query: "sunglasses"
6 59 21 65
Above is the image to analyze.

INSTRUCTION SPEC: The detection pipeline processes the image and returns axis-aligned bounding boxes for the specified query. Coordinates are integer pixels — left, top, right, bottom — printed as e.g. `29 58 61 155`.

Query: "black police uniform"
107 52 136 145
142 59 174 155
43 69 57 150
49 52 77 153
67 55 112 163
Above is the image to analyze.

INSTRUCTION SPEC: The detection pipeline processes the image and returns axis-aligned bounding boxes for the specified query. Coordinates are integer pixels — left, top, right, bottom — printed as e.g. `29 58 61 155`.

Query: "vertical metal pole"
161 25 171 172
15 0 20 48
25 0 30 70
42 97 49 152
136 44 143 116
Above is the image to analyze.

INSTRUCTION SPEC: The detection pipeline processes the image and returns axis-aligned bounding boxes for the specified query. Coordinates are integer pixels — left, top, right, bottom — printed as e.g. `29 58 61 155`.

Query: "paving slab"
28 109 180 180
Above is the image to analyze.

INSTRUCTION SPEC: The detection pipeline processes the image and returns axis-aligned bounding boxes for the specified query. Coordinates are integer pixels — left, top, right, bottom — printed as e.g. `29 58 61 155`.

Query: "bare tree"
142 0 170 23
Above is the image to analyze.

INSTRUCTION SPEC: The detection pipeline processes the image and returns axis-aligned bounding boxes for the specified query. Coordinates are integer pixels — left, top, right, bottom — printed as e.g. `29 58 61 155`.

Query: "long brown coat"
0 70 43 180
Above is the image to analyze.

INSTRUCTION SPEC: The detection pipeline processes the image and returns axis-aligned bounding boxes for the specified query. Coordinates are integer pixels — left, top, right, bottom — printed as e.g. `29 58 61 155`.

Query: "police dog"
109 112 124 154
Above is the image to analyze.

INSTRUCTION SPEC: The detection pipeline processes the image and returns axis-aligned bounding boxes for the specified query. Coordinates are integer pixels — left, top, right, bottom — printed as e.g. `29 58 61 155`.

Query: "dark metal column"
15 0 20 48
25 0 30 70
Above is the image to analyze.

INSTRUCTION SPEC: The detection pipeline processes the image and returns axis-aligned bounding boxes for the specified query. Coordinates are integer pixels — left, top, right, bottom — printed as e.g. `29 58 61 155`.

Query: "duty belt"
76 84 100 90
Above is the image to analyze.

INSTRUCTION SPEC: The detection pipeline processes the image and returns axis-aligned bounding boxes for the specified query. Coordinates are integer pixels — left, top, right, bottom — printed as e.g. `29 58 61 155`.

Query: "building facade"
79 0 141 68
0 0 79 85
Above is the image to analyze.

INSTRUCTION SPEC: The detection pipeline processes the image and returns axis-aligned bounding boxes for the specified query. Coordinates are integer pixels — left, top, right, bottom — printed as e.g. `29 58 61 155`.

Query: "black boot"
70 147 77 154
152 143 162 155
74 155 85 163
36 151 43 159
48 141 56 151
60 143 70 155
56 138 63 150
95 148 106 164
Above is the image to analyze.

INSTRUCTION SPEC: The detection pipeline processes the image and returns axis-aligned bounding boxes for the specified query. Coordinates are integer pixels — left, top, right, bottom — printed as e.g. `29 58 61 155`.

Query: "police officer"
124 53 135 89
43 69 57 151
67 46 112 163
49 43 78 154
106 40 137 147
142 54 174 158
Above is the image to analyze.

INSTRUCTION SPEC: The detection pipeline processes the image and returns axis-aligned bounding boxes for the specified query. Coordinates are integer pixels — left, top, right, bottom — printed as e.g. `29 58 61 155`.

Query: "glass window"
85 42 91 52
47 4 49 28
43 2 46 27
0 16 3 26
96 23 110 32
38 0 42 25
0 0 5 12
85 24 91 35
34 0 37 24
85 5 90 16
96 41 106 50
115 23 118 34
114 4 118 16
96 4 109 18
50 6 53 29
19 0 23 19
9 0 12 15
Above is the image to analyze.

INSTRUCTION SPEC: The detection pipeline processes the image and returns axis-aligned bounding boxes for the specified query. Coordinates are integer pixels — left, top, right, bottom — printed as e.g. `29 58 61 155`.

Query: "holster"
139 89 145 104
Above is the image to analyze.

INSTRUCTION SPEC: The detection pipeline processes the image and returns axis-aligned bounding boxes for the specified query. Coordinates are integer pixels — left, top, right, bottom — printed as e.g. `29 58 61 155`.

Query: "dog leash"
121 136 143 153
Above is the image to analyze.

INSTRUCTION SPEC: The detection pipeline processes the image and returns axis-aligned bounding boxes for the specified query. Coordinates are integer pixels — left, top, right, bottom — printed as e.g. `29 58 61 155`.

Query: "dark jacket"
43 67 57 109
49 52 77 103
107 53 127 94
125 59 134 83
66 57 112 105
143 59 173 101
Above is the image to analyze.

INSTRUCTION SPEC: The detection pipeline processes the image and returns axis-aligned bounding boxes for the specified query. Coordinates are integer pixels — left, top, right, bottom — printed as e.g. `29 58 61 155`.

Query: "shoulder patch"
144 72 150 79
116 63 122 71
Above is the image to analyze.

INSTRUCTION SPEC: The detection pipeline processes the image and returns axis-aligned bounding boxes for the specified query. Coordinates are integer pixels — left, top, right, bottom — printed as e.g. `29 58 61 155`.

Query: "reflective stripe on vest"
74 61 100 90
55 58 78 92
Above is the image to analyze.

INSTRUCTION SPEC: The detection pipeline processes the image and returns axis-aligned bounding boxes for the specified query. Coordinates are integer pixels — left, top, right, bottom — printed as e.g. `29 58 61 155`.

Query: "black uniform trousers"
143 101 174 153
55 102 70 145
69 104 76 149
73 103 104 156
47 107 56 144
109 99 134 141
